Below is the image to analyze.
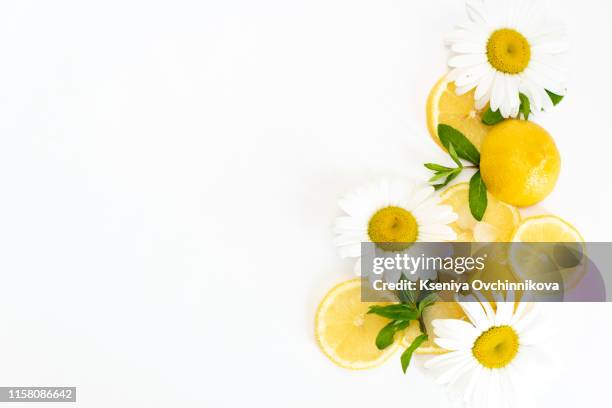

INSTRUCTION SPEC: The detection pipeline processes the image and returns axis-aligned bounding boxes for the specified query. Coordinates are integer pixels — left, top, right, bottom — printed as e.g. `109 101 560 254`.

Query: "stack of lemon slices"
315 76 585 368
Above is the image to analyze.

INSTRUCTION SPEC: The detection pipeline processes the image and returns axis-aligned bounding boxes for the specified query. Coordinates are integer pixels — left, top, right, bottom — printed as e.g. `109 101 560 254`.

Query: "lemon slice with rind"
509 215 586 291
426 75 490 151
315 278 401 369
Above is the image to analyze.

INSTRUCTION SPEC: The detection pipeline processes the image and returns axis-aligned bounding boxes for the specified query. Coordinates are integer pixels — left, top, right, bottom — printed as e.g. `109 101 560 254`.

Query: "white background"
0 0 610 407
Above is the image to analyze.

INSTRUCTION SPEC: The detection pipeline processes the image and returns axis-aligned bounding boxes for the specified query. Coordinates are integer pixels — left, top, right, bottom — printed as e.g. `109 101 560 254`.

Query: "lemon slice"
401 302 467 354
509 215 586 290
511 215 584 243
440 183 520 242
315 278 400 369
426 75 490 151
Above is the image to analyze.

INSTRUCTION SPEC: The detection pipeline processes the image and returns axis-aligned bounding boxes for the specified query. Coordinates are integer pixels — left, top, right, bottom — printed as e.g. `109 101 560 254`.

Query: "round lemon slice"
440 183 520 242
426 75 490 151
315 279 400 369
509 215 586 290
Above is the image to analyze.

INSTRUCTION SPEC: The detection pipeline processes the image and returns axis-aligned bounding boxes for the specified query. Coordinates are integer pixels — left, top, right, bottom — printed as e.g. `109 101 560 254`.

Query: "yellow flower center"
472 325 519 369
486 28 531 74
367 206 418 252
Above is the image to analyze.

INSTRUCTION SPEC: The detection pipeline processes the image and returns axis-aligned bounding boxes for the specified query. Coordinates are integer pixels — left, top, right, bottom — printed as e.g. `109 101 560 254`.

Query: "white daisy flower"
333 179 457 275
425 293 546 408
447 0 569 118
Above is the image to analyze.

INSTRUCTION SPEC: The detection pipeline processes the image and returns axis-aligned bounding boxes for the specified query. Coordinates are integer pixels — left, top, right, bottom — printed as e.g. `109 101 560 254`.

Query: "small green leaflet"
423 139 469 191
434 170 460 190
428 167 460 190
396 275 418 305
546 90 564 106
482 108 504 125
424 163 453 172
437 125 480 165
447 142 463 168
401 334 428 373
367 304 419 321
417 292 438 315
375 320 412 350
469 171 487 221
519 93 531 120
429 171 453 183
424 143 462 191
426 127 479 191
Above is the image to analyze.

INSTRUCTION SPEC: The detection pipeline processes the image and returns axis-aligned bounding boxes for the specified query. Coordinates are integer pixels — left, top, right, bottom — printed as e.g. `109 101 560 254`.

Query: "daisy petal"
424 349 468 369
337 243 361 258
474 67 495 101
451 42 486 54
459 297 493 330
432 318 480 342
490 71 506 113
448 53 488 68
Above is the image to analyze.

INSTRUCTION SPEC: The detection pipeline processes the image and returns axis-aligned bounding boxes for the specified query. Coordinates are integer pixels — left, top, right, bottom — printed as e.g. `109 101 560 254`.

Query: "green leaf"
424 163 453 172
375 320 412 350
437 124 480 165
469 171 487 221
417 293 438 315
482 108 504 126
429 170 452 183
519 93 531 120
368 304 419 321
402 290 418 306
447 142 463 168
546 90 564 106
432 168 461 190
396 274 418 305
401 334 428 373
433 183 447 191
445 168 461 184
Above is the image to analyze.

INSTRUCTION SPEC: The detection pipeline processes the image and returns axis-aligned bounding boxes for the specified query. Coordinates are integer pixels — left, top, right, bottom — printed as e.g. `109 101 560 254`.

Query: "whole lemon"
480 120 560 207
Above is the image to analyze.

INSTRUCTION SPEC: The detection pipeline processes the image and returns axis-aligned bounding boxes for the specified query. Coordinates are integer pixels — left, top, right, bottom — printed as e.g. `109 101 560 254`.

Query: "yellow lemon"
480 120 561 207
426 75 490 151
440 183 520 242
400 302 467 354
315 279 400 369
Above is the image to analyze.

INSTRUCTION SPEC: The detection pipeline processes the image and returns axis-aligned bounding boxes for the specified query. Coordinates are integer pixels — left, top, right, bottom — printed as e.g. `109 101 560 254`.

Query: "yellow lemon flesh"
401 302 467 354
315 279 400 369
426 76 490 151
480 120 561 207
512 215 583 243
509 215 586 290
440 183 520 242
